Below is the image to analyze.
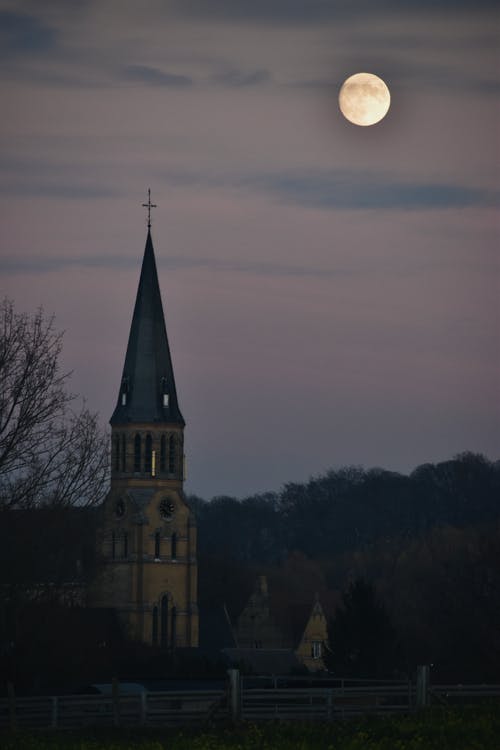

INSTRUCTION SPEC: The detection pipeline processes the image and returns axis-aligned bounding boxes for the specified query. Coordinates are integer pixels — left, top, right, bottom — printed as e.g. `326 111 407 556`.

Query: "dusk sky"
1 0 498 499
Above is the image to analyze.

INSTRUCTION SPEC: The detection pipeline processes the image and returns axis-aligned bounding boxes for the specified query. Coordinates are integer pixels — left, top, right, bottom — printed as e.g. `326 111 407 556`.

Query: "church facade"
90 223 198 648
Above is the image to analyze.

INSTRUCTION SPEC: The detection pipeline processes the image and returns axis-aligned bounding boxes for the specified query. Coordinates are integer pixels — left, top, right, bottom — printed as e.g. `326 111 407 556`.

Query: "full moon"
339 72 391 126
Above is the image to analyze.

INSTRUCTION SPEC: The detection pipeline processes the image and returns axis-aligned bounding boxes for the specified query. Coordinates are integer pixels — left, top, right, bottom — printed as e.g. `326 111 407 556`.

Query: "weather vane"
142 188 157 229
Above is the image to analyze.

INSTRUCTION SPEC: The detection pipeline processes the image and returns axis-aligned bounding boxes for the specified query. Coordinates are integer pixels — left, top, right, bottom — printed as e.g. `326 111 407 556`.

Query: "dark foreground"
2 706 499 750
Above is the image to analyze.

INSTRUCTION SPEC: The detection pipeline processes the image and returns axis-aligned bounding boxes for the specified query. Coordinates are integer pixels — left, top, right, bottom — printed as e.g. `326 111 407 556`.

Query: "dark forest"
1 451 499 692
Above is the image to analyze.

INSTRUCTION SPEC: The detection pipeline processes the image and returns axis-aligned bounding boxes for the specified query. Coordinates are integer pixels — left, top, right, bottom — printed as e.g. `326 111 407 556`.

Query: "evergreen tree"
326 578 397 678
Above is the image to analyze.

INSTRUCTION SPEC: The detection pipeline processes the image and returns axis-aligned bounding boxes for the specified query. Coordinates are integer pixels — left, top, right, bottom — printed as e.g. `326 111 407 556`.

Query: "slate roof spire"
110 229 184 426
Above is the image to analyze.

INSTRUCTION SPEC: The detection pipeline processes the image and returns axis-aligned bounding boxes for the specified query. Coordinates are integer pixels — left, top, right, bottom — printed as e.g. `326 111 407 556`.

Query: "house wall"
295 602 328 672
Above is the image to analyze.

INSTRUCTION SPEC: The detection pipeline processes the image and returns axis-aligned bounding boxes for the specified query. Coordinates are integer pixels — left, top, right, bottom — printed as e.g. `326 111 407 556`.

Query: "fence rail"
1 675 500 730
0 690 226 730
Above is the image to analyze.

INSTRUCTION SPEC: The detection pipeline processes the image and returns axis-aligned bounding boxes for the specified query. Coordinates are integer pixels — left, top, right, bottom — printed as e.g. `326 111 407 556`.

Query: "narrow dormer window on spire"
121 377 129 406
162 377 169 408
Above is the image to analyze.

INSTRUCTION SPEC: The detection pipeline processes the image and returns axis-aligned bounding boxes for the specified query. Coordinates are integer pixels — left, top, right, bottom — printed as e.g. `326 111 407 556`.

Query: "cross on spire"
142 188 157 229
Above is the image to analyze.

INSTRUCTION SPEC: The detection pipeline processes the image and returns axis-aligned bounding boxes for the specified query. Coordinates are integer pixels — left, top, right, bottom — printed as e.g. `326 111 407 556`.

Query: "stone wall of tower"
91 433 199 647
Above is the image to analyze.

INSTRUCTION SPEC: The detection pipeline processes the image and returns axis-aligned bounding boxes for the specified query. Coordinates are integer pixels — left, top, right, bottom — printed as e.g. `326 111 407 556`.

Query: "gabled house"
228 575 330 673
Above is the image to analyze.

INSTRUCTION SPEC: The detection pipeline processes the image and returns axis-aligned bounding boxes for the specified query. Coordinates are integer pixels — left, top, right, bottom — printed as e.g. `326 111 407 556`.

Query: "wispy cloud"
0 176 117 200
170 0 498 25
122 65 193 87
0 153 120 199
121 63 271 89
159 169 499 211
0 9 58 58
1 149 496 211
254 173 499 211
0 254 136 275
0 250 409 280
212 68 271 87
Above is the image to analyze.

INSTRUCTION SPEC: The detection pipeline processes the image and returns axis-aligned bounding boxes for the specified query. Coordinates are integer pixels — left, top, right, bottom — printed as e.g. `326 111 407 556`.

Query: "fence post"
140 691 147 726
227 669 241 722
7 682 16 731
51 696 59 729
416 665 430 709
112 677 120 727
327 690 334 720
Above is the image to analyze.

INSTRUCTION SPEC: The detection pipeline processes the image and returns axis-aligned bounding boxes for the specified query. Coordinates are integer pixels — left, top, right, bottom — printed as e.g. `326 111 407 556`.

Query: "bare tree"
0 298 109 509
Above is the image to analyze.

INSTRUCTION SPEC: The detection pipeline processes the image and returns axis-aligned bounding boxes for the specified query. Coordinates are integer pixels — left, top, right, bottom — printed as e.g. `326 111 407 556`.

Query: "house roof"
234 575 335 650
110 230 184 426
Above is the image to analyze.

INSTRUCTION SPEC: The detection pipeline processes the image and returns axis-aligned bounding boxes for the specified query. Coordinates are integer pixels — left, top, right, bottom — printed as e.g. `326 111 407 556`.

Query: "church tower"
93 199 198 648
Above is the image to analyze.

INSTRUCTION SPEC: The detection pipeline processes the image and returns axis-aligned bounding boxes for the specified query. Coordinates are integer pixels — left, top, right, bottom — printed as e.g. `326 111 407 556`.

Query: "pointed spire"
110 229 184 426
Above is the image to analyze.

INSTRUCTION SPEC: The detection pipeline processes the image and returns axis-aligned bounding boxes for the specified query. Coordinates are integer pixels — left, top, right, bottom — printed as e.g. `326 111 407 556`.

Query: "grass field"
2 706 499 750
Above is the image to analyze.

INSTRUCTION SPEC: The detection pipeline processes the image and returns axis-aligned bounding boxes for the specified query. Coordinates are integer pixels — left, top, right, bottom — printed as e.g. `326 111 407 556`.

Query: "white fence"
0 689 226 730
240 676 413 721
1 675 500 730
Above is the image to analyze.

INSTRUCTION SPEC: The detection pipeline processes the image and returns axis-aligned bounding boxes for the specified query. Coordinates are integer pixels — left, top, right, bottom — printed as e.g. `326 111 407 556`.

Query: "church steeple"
110 228 184 426
93 208 198 649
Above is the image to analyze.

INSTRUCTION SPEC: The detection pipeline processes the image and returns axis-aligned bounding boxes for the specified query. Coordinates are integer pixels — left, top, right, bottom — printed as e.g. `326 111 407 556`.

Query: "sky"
1 0 499 499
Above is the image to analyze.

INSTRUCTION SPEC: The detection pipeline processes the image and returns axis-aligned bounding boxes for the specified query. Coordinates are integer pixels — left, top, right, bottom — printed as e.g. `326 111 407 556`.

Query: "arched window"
170 606 177 650
111 531 116 560
171 532 177 560
154 531 161 559
123 532 128 558
160 595 168 649
144 434 152 474
134 434 141 472
160 435 167 472
152 606 158 646
121 434 126 472
168 435 176 474
311 641 322 659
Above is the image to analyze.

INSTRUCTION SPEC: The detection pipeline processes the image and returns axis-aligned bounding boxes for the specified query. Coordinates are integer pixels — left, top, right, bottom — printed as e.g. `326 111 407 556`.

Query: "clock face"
115 498 125 518
159 497 175 520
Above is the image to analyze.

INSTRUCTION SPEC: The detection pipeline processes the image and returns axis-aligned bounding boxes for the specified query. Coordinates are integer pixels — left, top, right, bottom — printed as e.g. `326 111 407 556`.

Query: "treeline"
1 452 499 690
191 452 500 681
190 452 500 564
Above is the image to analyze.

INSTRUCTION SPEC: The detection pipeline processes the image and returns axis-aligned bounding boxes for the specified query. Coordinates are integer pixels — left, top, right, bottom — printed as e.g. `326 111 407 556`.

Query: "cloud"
159 169 499 211
122 65 193 87
0 160 118 199
212 68 271 87
170 0 498 25
2 146 495 211
255 173 499 211
0 247 409 280
0 254 135 275
0 9 57 57
0 252 331 277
